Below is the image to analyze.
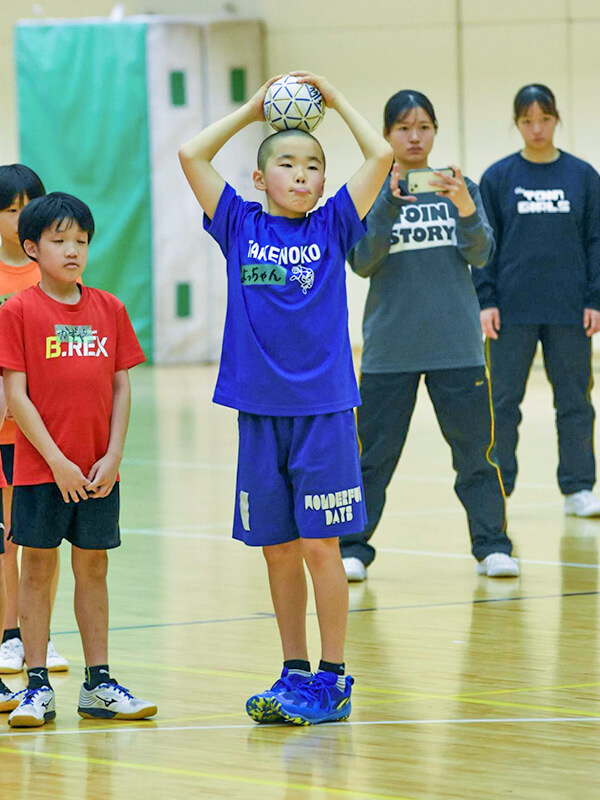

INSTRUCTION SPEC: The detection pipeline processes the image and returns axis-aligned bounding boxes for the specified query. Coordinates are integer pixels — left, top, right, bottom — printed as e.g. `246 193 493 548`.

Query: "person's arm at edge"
455 178 495 269
583 167 600 336
178 76 281 219
3 369 91 503
471 171 500 306
347 181 400 277
87 369 131 498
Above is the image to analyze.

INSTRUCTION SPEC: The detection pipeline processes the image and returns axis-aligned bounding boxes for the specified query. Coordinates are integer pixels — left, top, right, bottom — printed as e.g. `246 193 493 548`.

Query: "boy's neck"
0 241 31 267
39 277 82 305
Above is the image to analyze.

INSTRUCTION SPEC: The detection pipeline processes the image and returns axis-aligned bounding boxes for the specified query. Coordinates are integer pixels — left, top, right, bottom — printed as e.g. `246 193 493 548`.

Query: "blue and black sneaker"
246 667 311 723
273 671 354 725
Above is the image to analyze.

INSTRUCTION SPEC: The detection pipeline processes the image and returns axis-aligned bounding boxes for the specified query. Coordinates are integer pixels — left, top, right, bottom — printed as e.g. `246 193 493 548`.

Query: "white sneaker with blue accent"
8 687 55 727
0 685 24 713
78 680 157 719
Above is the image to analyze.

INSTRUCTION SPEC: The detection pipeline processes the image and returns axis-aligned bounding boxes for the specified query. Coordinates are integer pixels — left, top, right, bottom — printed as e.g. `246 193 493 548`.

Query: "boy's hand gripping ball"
263 75 325 133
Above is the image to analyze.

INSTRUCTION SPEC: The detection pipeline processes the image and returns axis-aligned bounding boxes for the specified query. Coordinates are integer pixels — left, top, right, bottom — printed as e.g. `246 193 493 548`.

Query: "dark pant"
487 324 595 496
340 366 512 566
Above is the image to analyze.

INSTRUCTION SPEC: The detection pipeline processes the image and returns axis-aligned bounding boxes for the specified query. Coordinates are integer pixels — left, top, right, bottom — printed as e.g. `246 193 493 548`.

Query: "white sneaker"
78 680 157 720
476 553 520 578
564 490 600 518
46 641 69 672
0 685 24 713
342 557 367 582
0 637 25 674
8 687 55 727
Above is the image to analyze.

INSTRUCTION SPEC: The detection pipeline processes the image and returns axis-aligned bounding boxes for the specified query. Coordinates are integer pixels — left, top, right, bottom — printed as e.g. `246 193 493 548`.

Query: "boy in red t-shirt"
0 164 69 675
0 192 157 727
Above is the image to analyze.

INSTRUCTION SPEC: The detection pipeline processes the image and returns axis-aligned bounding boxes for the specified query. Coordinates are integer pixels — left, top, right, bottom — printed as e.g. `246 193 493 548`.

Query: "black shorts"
0 444 14 486
11 483 120 550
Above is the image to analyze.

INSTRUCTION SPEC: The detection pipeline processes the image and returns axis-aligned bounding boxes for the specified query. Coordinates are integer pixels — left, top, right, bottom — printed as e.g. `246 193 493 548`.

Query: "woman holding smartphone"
340 89 518 582
474 84 600 516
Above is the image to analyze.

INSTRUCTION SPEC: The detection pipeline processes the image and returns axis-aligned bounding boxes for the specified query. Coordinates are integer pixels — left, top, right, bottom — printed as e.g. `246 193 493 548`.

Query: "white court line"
1 715 599 739
121 528 600 571
122 457 559 492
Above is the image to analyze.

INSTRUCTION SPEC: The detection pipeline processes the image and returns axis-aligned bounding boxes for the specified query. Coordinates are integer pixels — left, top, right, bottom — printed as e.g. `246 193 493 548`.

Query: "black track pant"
487 324 595 496
340 366 512 567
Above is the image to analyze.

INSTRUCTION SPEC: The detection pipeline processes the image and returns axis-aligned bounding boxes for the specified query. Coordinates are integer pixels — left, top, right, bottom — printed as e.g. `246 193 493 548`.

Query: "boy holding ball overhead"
179 72 392 724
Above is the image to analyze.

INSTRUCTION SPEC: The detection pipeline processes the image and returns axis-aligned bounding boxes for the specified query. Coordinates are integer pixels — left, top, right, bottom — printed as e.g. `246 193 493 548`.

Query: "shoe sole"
0 666 24 675
48 664 69 673
273 700 351 726
0 699 20 712
565 510 600 518
8 710 55 727
246 696 283 723
77 704 158 720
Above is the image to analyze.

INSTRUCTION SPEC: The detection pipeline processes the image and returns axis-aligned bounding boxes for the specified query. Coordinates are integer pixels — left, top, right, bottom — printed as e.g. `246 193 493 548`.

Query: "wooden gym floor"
1 356 599 799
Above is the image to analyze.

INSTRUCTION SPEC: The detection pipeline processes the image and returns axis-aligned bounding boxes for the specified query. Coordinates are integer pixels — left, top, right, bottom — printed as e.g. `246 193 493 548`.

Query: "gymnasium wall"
2 0 600 349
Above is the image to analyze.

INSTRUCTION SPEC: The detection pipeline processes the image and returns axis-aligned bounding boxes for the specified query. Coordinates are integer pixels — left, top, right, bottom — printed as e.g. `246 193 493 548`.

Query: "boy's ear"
253 169 267 193
22 239 38 261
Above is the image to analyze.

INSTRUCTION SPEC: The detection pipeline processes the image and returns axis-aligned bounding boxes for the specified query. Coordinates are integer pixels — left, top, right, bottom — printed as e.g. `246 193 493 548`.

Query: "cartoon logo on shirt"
389 202 457 253
290 265 315 294
241 240 321 293
45 324 108 359
514 186 571 214
304 486 363 526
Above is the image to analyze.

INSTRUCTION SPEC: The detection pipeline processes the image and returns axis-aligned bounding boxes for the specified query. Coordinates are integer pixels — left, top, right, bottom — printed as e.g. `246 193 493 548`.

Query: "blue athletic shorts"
234 411 367 546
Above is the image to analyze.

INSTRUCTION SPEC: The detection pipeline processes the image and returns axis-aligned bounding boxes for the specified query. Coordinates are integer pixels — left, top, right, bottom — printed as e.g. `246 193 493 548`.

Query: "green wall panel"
15 22 153 360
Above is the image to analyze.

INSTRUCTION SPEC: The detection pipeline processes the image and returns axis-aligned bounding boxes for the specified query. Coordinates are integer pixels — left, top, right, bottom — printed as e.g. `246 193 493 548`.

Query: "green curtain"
16 22 153 360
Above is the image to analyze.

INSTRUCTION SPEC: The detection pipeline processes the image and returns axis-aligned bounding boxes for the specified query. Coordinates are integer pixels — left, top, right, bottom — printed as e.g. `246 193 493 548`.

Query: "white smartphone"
406 167 455 194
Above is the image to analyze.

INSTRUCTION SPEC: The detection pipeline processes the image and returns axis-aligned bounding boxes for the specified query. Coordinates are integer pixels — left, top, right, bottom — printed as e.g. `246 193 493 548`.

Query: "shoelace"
292 674 339 705
21 688 49 706
96 680 134 698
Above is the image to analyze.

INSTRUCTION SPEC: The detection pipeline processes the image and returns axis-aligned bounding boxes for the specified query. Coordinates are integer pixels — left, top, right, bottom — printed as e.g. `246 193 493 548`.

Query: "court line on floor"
1 714 599 742
122 458 560 492
0 744 416 800
47 588 598 638
121 526 600 571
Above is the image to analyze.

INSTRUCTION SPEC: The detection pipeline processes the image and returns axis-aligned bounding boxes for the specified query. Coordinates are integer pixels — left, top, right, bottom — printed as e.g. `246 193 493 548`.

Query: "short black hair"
384 90 438 133
19 192 95 248
0 164 45 211
257 129 326 172
513 84 559 121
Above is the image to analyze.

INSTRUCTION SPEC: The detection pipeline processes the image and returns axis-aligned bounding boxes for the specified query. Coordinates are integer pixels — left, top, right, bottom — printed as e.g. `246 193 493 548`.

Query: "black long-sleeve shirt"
349 176 494 372
473 151 600 324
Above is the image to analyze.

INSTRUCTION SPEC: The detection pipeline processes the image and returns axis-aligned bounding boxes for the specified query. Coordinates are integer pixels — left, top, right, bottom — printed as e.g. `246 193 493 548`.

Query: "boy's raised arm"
179 77 280 219
293 72 393 220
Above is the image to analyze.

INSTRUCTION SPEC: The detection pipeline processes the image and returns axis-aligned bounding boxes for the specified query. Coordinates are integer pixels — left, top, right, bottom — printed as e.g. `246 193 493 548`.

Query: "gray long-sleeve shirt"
349 177 494 373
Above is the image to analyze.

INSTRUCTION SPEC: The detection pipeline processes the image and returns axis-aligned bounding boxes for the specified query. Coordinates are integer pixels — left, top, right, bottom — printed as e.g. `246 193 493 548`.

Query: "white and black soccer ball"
263 75 325 133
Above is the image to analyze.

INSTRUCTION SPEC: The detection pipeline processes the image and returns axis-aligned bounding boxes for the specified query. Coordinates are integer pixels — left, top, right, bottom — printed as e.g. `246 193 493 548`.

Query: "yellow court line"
454 681 600 698
53 658 600 705
456 697 600 718
359 693 600 718
61 658 269 681
0 746 419 800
